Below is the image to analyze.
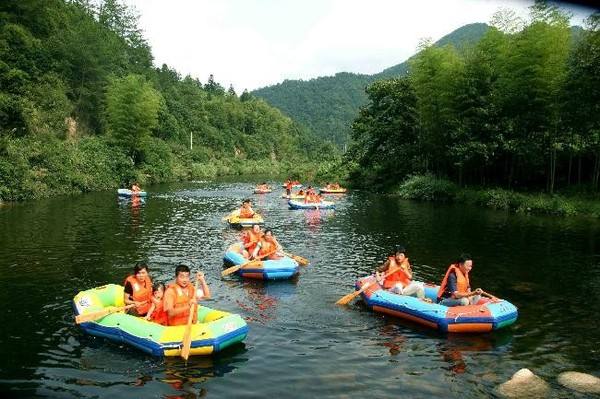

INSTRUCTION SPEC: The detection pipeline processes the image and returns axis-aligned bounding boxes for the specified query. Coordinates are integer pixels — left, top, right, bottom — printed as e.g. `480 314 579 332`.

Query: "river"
0 180 599 398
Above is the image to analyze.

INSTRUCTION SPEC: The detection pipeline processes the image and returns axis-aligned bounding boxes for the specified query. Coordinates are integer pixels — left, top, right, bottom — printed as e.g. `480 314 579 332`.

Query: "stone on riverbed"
557 371 600 394
497 368 550 398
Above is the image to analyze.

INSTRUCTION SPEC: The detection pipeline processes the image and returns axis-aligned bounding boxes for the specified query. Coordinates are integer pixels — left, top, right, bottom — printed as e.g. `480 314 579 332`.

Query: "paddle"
222 209 240 222
481 290 501 302
281 251 309 266
336 269 395 306
75 304 135 324
221 250 276 277
181 272 201 361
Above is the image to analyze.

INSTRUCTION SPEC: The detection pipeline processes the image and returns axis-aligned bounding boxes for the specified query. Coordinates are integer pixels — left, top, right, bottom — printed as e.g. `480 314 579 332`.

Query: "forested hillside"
252 23 490 147
347 4 600 196
0 0 334 200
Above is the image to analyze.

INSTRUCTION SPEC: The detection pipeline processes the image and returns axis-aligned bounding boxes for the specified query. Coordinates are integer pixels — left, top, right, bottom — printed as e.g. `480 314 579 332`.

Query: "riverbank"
0 135 321 201
394 174 600 218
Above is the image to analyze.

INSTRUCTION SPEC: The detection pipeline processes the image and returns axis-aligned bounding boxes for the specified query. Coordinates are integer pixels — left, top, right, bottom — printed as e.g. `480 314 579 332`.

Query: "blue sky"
125 0 596 91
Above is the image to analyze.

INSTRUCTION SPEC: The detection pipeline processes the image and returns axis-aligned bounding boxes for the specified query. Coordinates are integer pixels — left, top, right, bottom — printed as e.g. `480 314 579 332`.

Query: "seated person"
123 263 153 316
242 225 263 259
144 282 168 325
252 229 283 260
239 199 256 218
437 253 482 307
163 266 211 326
376 246 425 299
131 182 141 193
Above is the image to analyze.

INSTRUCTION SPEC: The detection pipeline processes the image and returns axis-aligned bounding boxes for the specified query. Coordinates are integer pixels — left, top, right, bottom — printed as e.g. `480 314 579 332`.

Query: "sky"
124 0 596 92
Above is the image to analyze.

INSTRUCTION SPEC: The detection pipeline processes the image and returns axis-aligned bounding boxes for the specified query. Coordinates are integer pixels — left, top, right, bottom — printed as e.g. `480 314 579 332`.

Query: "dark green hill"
253 23 491 147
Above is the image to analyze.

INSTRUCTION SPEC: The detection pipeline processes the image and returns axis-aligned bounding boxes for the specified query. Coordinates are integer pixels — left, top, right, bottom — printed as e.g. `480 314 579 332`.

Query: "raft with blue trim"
357 276 518 333
288 199 335 209
224 244 299 280
118 188 147 197
73 284 248 356
319 188 347 194
281 193 306 199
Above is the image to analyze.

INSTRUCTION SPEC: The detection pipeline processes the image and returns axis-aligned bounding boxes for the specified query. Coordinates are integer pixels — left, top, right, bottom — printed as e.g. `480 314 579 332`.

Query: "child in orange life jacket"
375 246 426 299
163 265 211 326
144 282 168 325
252 229 283 260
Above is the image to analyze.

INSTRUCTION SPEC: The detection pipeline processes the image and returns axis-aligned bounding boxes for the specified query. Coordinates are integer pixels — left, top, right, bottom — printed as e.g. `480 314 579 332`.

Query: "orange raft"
357 276 518 333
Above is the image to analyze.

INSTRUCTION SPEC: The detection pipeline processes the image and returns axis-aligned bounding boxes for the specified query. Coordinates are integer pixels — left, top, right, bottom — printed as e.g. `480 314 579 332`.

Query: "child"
144 282 168 325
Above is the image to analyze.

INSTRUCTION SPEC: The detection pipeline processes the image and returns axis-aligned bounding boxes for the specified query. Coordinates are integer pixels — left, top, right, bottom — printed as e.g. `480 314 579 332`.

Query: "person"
144 282 168 325
437 253 482 307
239 199 256 218
241 225 263 259
131 182 141 193
123 263 153 316
297 189 305 196
252 229 283 260
285 180 293 196
257 182 270 191
375 246 425 299
304 186 321 203
163 265 211 326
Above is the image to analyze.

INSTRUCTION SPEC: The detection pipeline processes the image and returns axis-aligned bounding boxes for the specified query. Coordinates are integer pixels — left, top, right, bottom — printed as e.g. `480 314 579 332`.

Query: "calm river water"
0 180 599 398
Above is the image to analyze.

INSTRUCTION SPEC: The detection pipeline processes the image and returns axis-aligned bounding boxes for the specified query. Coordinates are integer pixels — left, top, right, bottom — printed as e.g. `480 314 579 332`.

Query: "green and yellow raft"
73 284 248 357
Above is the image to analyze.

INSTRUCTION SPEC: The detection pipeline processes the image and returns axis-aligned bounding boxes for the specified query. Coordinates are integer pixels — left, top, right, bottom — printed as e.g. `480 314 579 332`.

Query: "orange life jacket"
383 257 412 289
165 283 198 326
124 275 152 315
239 207 255 218
243 230 262 254
437 264 470 299
258 239 281 260
150 298 168 326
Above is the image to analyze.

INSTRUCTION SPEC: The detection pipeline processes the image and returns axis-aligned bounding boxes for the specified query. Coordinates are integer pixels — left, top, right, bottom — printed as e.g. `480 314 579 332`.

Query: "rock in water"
557 371 600 394
497 368 550 398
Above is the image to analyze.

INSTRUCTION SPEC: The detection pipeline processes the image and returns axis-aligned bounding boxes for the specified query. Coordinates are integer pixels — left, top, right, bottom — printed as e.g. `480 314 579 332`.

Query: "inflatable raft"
281 193 306 199
73 284 248 356
281 183 302 188
226 213 264 228
319 188 347 194
357 276 518 333
117 188 147 197
288 199 335 209
254 189 272 194
224 244 299 280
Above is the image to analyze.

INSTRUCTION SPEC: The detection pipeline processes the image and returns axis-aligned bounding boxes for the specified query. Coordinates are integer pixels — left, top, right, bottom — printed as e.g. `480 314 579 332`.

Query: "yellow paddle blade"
221 259 263 277
181 273 201 361
335 290 362 305
75 304 134 324
283 252 309 266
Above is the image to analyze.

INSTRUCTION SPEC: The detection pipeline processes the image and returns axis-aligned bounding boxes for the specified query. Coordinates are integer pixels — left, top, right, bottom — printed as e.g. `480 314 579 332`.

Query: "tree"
105 74 160 164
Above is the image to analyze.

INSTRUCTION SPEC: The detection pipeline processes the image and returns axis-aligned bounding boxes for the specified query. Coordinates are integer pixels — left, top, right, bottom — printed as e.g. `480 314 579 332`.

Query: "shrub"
396 174 458 201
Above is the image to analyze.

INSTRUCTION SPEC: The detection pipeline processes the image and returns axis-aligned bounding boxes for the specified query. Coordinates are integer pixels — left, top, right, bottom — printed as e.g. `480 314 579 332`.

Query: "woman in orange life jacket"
252 229 283 260
163 265 211 326
144 282 168 325
375 246 426 299
437 253 483 307
239 198 256 219
123 262 153 316
240 224 263 259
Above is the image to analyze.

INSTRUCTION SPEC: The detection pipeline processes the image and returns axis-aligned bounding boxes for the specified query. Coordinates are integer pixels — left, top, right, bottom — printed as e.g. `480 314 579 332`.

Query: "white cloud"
124 0 596 91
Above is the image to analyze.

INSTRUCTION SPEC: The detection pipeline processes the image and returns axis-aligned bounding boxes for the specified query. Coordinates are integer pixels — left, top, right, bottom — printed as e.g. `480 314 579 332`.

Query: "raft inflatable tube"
224 244 299 280
226 214 264 228
73 284 248 356
253 189 272 194
358 276 518 333
281 184 303 188
117 188 147 197
281 193 306 199
288 199 335 209
319 188 347 194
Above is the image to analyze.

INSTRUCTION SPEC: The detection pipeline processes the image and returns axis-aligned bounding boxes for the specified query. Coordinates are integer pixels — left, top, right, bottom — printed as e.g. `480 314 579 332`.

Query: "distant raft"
224 244 299 280
281 193 306 199
117 188 147 197
281 184 303 188
357 276 518 333
288 199 335 209
226 213 265 228
73 284 248 357
319 188 347 194
253 188 272 194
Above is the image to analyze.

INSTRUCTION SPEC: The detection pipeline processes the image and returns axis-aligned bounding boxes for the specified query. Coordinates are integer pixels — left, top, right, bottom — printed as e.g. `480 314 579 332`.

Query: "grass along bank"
394 175 600 218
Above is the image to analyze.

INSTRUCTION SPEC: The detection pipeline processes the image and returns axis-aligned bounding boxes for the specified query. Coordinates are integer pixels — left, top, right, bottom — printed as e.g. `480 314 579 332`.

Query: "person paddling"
252 229 283 260
123 263 153 316
375 246 426 299
163 265 211 326
437 253 482 306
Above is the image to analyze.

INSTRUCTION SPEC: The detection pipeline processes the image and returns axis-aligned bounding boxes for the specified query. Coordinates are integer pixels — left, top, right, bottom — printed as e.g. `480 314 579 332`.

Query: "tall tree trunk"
549 148 556 194
578 156 582 185
507 156 514 189
567 154 572 186
458 165 463 187
594 152 600 192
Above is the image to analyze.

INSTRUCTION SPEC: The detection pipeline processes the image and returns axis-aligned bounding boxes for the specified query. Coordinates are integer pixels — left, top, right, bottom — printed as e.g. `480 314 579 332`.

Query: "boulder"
497 368 550 398
557 371 600 394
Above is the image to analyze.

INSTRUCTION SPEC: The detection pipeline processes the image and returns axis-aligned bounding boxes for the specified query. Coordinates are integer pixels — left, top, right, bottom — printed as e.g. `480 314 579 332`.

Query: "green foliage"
396 175 458 201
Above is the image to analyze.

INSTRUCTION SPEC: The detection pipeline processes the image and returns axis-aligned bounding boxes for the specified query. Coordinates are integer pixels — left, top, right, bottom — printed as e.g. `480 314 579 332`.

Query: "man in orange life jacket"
437 253 482 307
375 246 425 299
239 199 255 219
252 229 283 260
123 263 153 316
163 265 211 326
